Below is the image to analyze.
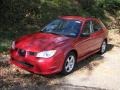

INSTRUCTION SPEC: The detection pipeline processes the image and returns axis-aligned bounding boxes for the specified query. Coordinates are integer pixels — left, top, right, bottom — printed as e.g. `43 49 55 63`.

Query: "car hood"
15 32 73 52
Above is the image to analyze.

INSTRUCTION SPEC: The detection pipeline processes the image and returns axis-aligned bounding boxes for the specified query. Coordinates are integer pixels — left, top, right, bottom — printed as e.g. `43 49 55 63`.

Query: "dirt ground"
0 29 120 90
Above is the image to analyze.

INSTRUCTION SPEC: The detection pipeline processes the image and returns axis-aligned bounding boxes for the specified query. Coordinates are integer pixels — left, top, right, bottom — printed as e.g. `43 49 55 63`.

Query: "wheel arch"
67 49 78 60
104 38 108 43
61 49 78 75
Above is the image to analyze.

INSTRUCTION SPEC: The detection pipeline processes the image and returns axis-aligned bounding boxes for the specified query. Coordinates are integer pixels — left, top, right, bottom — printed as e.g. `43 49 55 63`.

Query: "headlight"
11 41 15 49
36 50 56 58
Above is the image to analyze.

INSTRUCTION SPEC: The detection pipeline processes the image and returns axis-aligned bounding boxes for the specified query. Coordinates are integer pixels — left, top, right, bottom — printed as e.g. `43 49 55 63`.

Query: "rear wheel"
99 40 107 54
61 52 76 75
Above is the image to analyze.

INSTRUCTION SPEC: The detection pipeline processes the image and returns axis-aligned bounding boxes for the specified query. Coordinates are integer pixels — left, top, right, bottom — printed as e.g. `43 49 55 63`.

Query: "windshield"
41 19 82 37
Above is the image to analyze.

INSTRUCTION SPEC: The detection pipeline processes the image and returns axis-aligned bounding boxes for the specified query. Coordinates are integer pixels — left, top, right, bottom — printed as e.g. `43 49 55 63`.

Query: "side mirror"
80 33 90 37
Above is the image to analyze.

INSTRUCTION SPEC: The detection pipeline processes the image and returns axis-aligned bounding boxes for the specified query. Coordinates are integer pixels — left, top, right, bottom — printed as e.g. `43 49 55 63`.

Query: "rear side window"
92 20 102 32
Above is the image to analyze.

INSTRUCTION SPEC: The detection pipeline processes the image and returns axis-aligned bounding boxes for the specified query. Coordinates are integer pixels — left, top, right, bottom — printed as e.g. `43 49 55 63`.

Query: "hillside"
0 0 120 54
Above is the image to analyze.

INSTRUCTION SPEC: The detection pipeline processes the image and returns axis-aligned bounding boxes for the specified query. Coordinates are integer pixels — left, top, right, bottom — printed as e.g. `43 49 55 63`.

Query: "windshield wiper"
40 30 44 33
40 30 65 36
48 32 61 36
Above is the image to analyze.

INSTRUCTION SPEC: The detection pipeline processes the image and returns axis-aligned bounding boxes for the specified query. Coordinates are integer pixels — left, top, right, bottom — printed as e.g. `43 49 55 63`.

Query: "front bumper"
10 49 64 75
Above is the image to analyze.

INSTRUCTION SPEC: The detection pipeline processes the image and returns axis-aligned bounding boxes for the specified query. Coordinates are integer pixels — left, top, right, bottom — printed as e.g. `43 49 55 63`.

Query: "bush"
0 0 120 53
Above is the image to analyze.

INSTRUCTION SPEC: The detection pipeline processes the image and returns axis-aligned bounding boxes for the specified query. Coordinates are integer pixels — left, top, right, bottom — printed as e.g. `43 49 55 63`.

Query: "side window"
82 21 91 34
92 21 102 32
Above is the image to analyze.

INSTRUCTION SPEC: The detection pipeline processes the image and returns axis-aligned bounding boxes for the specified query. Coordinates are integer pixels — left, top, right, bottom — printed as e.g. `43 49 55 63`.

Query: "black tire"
99 40 107 54
61 52 76 75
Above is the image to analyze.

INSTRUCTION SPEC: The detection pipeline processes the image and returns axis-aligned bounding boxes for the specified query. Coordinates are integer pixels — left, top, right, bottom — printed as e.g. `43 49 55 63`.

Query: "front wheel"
61 52 76 75
99 40 107 54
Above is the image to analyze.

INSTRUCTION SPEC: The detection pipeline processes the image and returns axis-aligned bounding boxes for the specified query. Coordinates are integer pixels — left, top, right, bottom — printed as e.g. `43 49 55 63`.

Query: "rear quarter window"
99 20 106 28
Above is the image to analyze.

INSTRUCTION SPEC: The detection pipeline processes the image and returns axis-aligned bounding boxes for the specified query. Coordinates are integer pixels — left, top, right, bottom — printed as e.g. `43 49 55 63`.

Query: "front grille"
17 60 34 68
29 51 37 56
17 48 36 57
18 49 26 57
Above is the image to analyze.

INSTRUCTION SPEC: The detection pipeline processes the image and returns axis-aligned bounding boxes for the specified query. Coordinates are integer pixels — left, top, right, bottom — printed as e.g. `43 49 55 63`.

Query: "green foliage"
0 0 119 30
0 0 120 53
104 0 120 15
96 0 120 15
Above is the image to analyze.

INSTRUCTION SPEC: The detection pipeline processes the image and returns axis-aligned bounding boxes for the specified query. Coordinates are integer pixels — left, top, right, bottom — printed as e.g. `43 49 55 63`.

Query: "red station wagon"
10 16 108 75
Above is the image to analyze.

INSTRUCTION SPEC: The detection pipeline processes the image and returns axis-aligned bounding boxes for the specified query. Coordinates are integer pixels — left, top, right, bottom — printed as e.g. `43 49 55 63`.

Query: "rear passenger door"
76 21 93 59
90 20 104 51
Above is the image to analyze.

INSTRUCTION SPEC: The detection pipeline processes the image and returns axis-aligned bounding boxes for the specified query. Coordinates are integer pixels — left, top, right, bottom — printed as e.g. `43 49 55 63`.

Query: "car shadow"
106 44 114 52
74 44 114 75
75 54 104 75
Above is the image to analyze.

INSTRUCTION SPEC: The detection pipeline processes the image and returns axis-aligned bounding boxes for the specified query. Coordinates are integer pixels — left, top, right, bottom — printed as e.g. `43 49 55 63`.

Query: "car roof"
60 16 97 21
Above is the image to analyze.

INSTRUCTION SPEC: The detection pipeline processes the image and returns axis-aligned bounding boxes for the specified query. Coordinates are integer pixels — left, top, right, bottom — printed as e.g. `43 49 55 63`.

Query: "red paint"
10 16 108 75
